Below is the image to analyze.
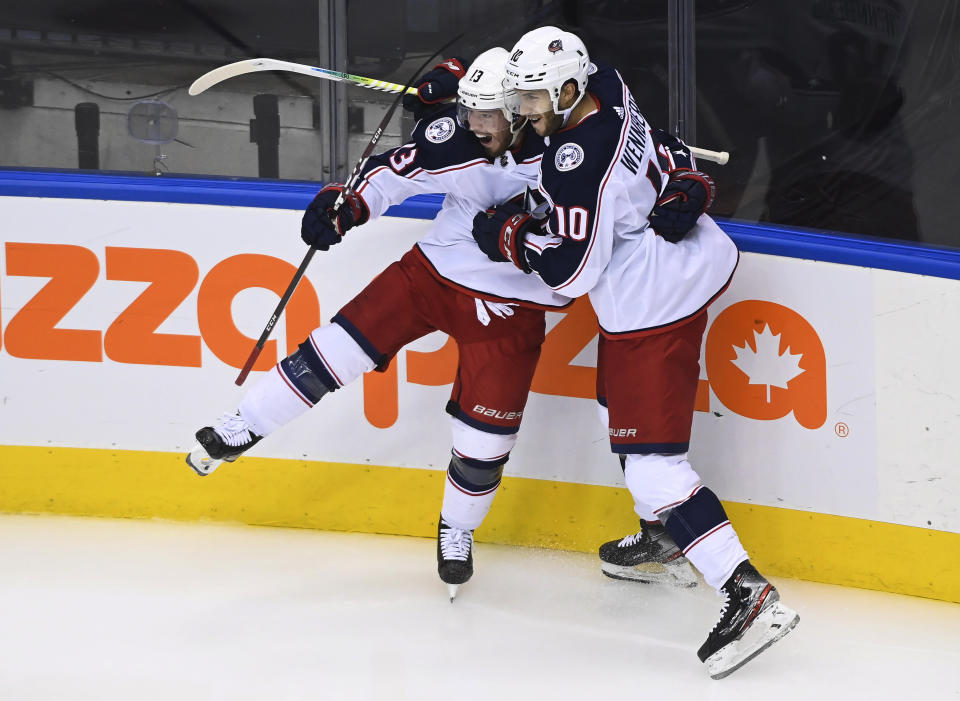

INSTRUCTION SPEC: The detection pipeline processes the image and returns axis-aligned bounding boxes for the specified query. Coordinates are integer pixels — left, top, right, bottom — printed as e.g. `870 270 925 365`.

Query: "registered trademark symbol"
835 422 849 438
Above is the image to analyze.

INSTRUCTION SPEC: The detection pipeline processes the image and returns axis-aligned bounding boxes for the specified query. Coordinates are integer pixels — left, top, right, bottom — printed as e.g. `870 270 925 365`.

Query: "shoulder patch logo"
425 117 456 144
555 143 585 171
613 106 624 119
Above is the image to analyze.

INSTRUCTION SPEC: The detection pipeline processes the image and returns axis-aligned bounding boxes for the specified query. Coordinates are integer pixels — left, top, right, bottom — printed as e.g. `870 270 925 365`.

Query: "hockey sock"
238 323 374 436
238 364 316 437
661 486 748 590
441 454 505 531
300 322 377 389
618 454 659 521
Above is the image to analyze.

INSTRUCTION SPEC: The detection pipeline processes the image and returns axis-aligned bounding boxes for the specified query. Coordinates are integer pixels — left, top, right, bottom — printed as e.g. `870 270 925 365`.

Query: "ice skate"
598 519 698 587
185 412 262 476
698 560 799 679
437 517 473 602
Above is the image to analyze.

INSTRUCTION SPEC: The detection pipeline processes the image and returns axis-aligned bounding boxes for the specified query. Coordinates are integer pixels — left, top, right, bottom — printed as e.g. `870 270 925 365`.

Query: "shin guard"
441 454 506 531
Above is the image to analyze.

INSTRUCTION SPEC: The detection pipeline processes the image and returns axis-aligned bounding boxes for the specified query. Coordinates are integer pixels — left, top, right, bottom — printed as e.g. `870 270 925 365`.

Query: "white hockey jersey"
354 106 572 310
523 62 739 333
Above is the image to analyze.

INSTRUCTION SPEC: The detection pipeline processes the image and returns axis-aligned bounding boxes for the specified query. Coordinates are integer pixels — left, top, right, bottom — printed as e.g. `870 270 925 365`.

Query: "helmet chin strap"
506 109 527 138
555 90 584 128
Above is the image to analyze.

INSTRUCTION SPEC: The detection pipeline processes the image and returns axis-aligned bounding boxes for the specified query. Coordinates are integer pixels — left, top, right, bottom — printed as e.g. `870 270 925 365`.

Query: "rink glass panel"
0 0 958 248
693 0 960 248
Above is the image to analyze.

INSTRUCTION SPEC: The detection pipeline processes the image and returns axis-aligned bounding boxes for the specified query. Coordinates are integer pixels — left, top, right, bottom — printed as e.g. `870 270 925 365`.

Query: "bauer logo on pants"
705 300 827 429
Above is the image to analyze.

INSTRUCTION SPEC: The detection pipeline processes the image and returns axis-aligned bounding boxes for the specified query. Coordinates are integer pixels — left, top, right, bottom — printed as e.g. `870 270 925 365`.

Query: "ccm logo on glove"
471 202 535 273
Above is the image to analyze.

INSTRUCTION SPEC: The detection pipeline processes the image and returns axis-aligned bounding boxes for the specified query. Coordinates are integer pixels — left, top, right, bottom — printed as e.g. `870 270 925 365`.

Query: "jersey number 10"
553 205 590 241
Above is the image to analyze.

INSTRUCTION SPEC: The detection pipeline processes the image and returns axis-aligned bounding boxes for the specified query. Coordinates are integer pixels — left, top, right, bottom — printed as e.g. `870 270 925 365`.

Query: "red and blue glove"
300 184 369 250
649 169 717 243
402 57 466 120
471 202 536 272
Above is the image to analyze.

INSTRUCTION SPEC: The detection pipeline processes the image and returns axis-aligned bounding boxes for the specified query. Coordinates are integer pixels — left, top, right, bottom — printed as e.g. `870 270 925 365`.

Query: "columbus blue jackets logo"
425 117 456 144
548 39 563 53
555 143 584 171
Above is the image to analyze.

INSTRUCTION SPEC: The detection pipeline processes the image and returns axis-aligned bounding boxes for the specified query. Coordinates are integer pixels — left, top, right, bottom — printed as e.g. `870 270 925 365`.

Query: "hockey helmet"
504 26 591 118
457 47 524 136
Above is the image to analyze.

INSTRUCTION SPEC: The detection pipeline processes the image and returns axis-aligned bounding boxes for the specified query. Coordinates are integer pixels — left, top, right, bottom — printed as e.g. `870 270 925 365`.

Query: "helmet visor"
456 104 509 134
504 88 554 117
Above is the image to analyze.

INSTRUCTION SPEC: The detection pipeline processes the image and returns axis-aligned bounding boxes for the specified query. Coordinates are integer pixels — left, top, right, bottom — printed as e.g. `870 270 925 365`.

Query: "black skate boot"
437 517 474 602
598 519 698 587
185 412 262 476
697 560 799 679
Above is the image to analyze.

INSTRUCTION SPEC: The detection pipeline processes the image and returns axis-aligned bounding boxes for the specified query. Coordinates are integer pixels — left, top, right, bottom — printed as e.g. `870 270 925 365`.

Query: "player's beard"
476 128 511 158
527 111 563 137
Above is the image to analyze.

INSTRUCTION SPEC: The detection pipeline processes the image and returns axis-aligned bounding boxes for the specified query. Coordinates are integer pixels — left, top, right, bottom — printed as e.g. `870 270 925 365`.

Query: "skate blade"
705 601 800 680
185 444 223 476
601 560 699 588
447 583 460 602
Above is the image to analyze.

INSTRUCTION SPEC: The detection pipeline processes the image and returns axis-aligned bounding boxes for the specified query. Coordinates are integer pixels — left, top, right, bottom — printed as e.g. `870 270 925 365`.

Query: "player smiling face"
456 47 524 159
504 27 593 137
457 105 513 157
507 88 563 137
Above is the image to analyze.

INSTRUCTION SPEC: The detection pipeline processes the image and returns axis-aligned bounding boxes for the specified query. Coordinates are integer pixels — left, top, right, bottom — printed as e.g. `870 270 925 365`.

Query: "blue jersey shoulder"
584 60 629 116
411 106 487 171
540 62 627 202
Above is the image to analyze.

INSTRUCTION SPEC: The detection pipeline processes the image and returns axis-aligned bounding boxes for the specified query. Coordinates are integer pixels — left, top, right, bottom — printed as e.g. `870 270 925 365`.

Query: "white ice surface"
0 514 957 700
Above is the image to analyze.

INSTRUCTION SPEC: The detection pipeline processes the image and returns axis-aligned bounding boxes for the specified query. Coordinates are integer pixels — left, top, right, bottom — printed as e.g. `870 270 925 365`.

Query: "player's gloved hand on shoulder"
300 184 369 250
649 169 717 243
471 202 537 273
401 57 466 121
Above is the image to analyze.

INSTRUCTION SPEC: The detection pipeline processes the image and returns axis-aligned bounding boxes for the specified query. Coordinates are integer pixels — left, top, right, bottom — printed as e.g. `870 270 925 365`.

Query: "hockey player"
472 26 799 678
185 49 565 600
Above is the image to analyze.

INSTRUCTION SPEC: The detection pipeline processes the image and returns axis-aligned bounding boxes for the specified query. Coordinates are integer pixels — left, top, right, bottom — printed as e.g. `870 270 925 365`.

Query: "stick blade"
188 59 283 96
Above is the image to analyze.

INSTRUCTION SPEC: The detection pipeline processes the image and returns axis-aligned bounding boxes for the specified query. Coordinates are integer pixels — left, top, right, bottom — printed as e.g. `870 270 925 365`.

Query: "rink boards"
0 186 958 603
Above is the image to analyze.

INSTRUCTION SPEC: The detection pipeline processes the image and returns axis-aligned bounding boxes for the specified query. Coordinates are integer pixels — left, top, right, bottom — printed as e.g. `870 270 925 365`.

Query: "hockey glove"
402 57 466 121
300 184 369 250
649 169 717 243
471 202 535 273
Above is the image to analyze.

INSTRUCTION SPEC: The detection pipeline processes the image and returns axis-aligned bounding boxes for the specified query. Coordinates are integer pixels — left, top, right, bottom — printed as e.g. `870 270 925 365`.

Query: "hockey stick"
190 59 731 167
689 146 729 165
189 58 419 97
231 35 464 386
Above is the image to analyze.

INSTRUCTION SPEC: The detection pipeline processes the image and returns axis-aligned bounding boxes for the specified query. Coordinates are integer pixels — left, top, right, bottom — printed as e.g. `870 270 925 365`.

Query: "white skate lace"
618 531 644 547
214 412 255 448
709 592 731 634
440 525 473 561
474 298 518 326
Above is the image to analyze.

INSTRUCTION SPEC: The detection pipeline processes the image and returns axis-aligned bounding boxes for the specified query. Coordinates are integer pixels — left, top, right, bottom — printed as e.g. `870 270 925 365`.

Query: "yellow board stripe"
1 445 957 603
